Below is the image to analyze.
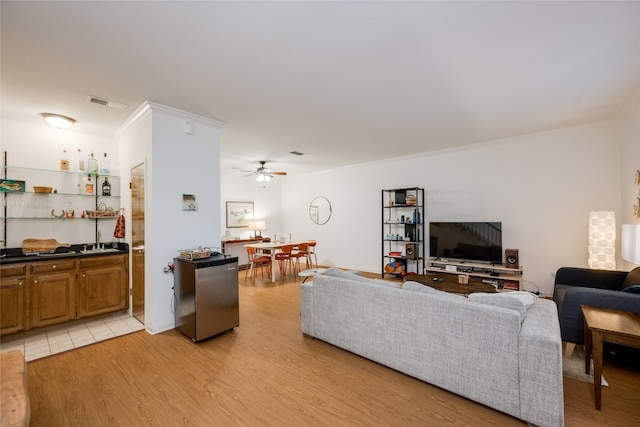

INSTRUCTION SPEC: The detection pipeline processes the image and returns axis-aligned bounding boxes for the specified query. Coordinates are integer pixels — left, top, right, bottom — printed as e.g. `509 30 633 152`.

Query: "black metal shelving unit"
381 187 425 279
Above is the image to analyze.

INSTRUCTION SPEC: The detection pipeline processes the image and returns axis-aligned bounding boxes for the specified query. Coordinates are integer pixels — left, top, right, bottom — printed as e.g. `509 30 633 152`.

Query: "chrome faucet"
97 230 101 248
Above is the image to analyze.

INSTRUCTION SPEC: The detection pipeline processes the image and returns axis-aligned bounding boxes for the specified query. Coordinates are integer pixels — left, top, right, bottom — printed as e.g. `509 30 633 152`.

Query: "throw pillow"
622 285 640 294
622 267 640 288
494 291 538 309
467 293 526 323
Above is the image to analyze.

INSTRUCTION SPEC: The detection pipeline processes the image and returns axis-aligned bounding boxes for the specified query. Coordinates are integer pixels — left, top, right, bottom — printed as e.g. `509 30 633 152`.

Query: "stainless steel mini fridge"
174 255 239 342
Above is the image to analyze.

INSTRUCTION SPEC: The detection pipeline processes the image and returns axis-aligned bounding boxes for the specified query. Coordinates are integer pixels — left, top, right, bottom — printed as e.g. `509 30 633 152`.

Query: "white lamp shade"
588 211 616 270
621 224 640 265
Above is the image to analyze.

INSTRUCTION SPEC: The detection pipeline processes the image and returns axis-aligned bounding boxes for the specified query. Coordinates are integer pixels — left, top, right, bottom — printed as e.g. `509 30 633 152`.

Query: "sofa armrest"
300 282 314 336
518 299 564 427
558 287 640 344
554 267 628 291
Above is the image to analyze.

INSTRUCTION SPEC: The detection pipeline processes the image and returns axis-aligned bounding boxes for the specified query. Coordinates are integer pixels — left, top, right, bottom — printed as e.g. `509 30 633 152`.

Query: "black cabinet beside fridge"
173 255 239 342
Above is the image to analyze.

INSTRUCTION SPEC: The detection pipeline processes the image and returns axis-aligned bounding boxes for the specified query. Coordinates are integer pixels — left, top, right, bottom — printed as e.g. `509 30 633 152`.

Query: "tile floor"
0 313 145 362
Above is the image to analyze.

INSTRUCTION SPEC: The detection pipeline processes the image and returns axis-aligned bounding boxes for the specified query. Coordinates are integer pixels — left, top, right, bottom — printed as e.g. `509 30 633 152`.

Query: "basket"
33 186 53 193
179 247 213 260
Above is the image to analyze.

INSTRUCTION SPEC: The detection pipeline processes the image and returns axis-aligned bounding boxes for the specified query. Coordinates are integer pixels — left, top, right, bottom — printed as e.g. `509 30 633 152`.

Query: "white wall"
220 171 283 241
280 120 628 296
0 116 118 246
619 93 640 270
118 102 224 334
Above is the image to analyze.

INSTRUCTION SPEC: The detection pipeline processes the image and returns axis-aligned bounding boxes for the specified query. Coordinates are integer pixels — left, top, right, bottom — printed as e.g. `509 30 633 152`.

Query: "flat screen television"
429 222 502 263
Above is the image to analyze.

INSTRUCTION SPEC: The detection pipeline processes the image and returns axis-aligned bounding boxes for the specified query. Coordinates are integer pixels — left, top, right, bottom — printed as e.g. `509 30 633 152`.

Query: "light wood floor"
26 271 640 426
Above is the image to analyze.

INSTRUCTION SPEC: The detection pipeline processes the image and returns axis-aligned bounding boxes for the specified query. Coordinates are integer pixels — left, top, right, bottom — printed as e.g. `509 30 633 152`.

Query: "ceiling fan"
239 161 287 182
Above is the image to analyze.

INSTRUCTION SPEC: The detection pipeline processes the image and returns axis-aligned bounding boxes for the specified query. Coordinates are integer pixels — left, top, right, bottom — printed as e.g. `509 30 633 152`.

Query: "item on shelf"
101 176 111 196
0 179 26 192
389 251 402 257
384 260 405 275
33 186 53 193
87 152 99 175
100 152 110 174
413 208 421 224
88 210 116 218
75 148 85 172
405 194 416 206
85 175 94 194
60 149 69 171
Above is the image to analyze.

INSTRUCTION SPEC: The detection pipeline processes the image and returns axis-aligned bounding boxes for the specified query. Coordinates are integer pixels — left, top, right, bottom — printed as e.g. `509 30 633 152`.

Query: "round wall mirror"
309 196 332 225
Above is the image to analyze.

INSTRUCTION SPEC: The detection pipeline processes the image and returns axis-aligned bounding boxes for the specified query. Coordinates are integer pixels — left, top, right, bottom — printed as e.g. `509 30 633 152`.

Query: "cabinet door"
31 271 76 328
78 255 128 318
0 274 27 335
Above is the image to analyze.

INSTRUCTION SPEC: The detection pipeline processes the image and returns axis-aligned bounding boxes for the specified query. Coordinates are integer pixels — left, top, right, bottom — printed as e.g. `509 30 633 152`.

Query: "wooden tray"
88 210 117 218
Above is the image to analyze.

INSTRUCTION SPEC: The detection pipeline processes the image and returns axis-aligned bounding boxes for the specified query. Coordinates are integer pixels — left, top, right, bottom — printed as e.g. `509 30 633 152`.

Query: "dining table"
244 241 308 282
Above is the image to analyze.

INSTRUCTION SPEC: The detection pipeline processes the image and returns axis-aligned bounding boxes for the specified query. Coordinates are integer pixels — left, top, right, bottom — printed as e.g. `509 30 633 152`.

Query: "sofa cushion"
622 267 640 288
468 293 527 323
322 268 368 281
403 281 466 301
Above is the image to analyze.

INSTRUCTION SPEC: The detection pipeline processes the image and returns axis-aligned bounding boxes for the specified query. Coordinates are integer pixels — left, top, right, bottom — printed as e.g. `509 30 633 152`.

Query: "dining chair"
245 247 272 283
275 244 295 278
291 242 311 274
307 240 318 268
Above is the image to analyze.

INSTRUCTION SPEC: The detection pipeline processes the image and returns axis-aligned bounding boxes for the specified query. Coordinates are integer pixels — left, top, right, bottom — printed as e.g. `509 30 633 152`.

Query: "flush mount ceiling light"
42 113 76 129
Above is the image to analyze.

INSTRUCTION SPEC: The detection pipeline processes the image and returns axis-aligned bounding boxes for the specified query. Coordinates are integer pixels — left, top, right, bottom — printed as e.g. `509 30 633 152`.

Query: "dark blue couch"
552 266 640 346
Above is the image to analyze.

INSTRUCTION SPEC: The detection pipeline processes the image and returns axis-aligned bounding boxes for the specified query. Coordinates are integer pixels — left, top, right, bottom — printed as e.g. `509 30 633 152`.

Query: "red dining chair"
307 240 318 268
245 247 271 283
275 244 295 278
291 242 310 274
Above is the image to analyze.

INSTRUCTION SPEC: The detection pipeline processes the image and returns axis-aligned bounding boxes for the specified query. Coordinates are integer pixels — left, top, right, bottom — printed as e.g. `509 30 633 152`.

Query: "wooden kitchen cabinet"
0 264 28 335
77 254 128 318
30 259 76 328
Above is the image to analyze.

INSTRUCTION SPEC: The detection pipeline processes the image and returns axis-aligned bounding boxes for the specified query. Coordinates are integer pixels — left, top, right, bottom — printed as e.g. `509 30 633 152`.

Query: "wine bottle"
60 149 69 171
102 176 111 196
101 152 111 174
87 152 99 175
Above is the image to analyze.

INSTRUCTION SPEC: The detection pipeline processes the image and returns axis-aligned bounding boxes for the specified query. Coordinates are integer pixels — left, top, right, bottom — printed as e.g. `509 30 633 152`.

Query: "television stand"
425 258 523 291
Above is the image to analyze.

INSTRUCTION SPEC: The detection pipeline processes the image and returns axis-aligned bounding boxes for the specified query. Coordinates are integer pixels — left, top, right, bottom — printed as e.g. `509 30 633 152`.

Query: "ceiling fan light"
256 174 265 182
264 174 271 182
42 113 75 129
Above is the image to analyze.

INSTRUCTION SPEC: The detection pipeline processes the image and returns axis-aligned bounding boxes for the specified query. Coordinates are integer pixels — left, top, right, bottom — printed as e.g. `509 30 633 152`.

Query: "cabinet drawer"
0 264 28 277
78 254 127 269
31 259 76 274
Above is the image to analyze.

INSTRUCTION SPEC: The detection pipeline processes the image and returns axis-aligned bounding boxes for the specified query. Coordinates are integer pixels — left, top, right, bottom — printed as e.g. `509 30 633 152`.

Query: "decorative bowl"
33 186 53 193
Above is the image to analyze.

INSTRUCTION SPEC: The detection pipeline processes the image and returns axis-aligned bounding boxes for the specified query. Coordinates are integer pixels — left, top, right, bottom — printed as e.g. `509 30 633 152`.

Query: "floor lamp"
588 211 616 270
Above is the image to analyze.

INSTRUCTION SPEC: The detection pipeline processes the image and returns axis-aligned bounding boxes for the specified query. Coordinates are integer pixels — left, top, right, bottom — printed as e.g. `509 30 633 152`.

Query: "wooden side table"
581 305 640 410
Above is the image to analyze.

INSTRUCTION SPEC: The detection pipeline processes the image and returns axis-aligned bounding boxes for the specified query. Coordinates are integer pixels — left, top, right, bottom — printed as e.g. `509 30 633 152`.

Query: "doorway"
131 163 145 323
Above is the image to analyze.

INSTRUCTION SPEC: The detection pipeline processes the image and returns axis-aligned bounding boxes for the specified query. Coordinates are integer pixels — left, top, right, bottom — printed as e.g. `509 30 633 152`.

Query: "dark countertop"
1 243 129 264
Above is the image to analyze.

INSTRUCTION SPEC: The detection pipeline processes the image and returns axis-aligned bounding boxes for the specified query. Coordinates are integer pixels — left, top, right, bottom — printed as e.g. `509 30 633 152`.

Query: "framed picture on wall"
226 201 254 228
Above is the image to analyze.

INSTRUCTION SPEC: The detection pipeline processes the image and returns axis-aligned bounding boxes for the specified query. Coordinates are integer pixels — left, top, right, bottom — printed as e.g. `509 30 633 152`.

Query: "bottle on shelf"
75 148 85 172
60 149 69 171
87 152 99 175
100 152 111 174
101 176 111 196
85 175 94 194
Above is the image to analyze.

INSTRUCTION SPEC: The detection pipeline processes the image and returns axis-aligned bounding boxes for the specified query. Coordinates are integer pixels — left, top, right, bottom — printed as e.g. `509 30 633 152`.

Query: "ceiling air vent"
87 96 128 110
88 96 109 106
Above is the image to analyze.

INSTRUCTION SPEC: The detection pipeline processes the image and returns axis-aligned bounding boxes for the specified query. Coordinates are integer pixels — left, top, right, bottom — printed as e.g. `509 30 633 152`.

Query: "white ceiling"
2 1 639 176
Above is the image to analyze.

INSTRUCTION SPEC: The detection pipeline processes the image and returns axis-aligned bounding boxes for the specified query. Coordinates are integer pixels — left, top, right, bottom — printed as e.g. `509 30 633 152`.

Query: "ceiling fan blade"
271 171 287 176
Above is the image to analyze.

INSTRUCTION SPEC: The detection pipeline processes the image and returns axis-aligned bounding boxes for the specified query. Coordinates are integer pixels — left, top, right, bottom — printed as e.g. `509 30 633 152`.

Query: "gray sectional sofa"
300 269 564 427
